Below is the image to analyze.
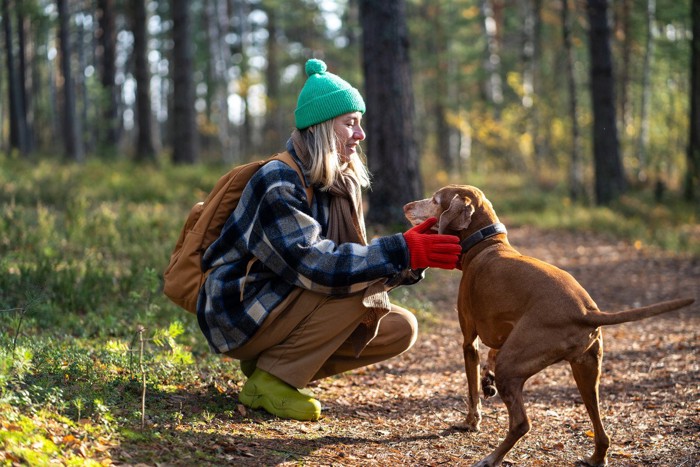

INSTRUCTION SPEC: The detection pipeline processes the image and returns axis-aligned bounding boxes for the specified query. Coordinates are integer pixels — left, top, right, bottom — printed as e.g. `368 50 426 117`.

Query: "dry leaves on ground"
113 226 699 466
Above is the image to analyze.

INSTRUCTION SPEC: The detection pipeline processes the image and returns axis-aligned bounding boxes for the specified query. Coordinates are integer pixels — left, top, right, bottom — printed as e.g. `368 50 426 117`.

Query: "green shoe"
239 359 256 378
239 369 321 421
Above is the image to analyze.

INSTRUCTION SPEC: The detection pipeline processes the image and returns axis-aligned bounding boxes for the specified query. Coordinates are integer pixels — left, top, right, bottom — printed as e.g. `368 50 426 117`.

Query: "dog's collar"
460 223 507 253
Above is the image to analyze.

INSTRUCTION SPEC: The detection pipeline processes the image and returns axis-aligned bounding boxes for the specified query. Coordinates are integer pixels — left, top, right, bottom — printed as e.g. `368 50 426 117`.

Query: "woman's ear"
438 194 474 234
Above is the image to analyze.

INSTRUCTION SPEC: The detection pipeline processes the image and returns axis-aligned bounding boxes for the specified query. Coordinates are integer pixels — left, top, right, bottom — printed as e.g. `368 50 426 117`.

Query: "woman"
197 58 461 421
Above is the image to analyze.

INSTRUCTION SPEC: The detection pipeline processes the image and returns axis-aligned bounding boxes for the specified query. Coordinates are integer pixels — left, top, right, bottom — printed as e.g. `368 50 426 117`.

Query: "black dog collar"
460 223 507 254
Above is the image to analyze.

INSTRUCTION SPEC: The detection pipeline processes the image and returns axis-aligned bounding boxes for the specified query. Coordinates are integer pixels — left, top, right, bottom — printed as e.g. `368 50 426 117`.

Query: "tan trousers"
225 288 418 388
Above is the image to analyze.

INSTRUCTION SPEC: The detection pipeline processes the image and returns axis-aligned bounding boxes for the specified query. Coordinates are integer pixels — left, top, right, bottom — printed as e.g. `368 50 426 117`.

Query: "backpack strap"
271 151 314 207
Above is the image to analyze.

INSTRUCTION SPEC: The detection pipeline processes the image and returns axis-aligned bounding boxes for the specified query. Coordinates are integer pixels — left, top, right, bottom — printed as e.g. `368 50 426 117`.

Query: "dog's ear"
438 194 474 234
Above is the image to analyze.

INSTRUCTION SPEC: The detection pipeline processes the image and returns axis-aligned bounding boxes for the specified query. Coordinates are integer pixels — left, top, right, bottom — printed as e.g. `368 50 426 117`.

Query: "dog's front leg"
463 336 482 431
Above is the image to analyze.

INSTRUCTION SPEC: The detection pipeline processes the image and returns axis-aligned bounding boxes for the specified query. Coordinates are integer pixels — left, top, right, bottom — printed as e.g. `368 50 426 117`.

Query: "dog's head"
403 185 499 236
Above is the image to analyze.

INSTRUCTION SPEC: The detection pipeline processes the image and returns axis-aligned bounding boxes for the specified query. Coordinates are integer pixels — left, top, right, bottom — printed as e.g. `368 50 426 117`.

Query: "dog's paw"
451 411 482 432
464 413 482 432
452 421 481 433
576 456 608 467
481 371 497 399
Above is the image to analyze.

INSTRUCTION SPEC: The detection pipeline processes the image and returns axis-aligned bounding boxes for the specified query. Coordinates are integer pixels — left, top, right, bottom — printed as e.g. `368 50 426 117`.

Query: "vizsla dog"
403 185 695 467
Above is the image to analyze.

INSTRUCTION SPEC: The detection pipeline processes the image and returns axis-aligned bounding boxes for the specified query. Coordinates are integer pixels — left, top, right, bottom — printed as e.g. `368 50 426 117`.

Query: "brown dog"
403 185 695 467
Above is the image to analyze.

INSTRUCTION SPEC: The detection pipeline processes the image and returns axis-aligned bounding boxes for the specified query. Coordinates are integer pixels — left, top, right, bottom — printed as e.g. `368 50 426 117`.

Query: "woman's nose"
354 126 365 141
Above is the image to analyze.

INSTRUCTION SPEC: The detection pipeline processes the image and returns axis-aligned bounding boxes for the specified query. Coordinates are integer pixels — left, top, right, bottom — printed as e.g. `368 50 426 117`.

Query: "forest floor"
112 226 700 467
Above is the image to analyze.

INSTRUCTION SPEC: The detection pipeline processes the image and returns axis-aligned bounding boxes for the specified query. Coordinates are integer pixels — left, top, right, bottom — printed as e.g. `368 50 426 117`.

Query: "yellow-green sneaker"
239 368 321 421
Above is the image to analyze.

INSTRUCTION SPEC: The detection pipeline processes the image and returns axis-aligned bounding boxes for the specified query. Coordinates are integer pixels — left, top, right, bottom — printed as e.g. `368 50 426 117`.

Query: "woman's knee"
385 305 418 351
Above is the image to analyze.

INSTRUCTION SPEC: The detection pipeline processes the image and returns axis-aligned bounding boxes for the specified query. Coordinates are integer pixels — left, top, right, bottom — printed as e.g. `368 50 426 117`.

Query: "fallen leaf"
611 450 634 458
62 434 79 445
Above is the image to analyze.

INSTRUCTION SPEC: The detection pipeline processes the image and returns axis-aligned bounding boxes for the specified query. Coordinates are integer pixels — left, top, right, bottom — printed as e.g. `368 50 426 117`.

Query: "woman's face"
333 112 365 162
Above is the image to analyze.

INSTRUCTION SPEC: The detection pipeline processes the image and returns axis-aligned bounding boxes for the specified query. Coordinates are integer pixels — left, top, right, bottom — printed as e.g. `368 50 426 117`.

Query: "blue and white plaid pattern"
197 152 410 354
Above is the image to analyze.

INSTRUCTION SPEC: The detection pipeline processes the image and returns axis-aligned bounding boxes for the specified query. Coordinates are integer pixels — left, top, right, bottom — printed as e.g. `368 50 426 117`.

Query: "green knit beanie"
294 59 366 129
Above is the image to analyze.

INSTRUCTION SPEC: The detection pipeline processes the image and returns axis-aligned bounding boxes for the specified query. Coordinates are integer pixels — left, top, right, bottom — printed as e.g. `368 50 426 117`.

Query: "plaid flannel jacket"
197 147 410 354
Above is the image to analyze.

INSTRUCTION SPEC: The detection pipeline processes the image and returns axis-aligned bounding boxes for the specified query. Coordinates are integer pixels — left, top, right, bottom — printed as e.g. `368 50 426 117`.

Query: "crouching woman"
197 59 461 421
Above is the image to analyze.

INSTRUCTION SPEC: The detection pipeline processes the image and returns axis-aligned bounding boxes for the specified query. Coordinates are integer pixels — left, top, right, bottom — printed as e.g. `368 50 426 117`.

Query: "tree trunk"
97 0 119 148
360 0 421 225
636 0 655 183
520 0 535 110
17 5 33 153
171 0 197 164
57 0 84 162
531 0 548 167
77 15 92 154
130 0 156 161
481 0 503 109
3 0 29 156
686 0 700 201
519 0 537 169
215 0 233 163
430 2 454 173
615 0 632 144
562 0 584 201
587 0 625 204
235 0 251 158
262 6 283 156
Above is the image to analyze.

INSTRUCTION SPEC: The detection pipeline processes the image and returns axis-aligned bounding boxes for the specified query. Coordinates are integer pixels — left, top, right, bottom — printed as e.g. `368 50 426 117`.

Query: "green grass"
0 155 697 464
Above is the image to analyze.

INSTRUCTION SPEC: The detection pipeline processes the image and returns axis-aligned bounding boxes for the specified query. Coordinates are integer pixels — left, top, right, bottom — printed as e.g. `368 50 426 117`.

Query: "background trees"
1 0 697 207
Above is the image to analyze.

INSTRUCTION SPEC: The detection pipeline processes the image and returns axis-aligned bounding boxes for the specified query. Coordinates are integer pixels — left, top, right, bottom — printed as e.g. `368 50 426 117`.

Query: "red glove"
403 218 462 270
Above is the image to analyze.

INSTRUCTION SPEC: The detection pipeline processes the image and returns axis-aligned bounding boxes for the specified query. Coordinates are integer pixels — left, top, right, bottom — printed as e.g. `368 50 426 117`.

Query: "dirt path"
118 227 700 466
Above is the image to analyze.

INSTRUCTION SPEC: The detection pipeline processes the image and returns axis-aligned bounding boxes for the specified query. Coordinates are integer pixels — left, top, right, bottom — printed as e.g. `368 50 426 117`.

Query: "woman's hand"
403 218 462 270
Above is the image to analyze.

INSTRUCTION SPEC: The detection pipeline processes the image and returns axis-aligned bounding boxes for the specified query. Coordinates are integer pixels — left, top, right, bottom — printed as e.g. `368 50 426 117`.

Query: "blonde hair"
299 119 371 191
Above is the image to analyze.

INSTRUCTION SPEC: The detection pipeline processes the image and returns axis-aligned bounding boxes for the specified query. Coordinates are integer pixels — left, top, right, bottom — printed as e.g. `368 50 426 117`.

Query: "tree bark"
77 15 91 153
481 0 503 109
97 0 119 148
56 0 84 162
563 0 585 201
205 0 233 163
529 0 549 167
235 0 251 158
360 0 421 225
686 0 700 201
17 5 33 153
614 0 632 143
430 2 455 173
587 0 625 204
171 0 197 164
3 0 29 156
262 5 283 156
130 0 156 161
636 0 655 182
520 0 538 169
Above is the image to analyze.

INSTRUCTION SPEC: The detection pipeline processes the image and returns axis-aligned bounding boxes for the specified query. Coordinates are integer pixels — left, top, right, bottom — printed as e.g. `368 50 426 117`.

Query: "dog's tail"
582 298 695 327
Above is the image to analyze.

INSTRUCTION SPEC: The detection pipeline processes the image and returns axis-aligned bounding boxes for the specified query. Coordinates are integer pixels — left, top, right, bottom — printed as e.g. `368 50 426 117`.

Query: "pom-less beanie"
294 59 366 129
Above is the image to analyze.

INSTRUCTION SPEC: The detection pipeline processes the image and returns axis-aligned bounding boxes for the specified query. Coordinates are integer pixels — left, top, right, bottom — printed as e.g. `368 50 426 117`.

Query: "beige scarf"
292 131 391 356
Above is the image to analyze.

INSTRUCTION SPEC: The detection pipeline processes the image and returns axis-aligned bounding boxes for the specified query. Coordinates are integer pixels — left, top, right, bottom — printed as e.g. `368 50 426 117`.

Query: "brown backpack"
163 151 312 313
